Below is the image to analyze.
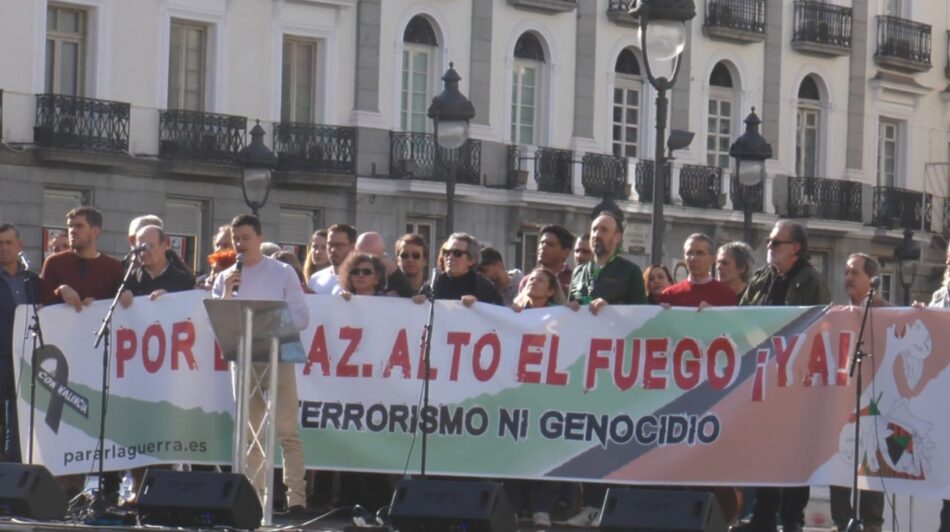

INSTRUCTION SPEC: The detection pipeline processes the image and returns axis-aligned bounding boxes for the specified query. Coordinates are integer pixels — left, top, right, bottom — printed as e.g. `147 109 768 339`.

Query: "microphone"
129 242 152 255
233 253 245 295
18 252 30 271
870 276 881 289
429 267 438 295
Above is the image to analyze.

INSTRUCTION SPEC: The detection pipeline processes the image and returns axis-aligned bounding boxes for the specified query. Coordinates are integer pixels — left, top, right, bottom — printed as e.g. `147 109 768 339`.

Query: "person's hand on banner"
341 291 353 301
589 298 607 315
119 290 134 309
149 289 168 301
57 284 83 312
566 301 580 312
461 295 476 308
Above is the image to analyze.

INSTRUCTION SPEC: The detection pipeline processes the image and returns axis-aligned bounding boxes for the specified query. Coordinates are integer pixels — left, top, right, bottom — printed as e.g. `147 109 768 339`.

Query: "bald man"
119 225 195 307
355 232 414 297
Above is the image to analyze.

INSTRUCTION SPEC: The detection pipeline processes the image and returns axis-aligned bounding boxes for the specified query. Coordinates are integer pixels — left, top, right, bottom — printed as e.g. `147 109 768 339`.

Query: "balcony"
871 186 932 231
792 1 852 57
634 160 672 204
875 16 932 73
159 110 246 164
273 122 356 174
507 146 573 193
582 153 628 198
33 94 130 153
0 90 3 143
507 0 576 14
731 179 763 213
389 132 481 185
945 31 950 78
787 176 862 222
703 0 766 43
679 164 723 209
607 0 639 27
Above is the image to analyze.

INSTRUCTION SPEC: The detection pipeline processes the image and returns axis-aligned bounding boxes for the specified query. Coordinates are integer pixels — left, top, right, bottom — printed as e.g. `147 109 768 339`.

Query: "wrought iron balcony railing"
607 0 640 26
634 160 672 204
730 179 763 213
875 16 932 71
945 30 950 78
871 186 932 231
159 110 247 164
679 164 723 209
582 153 628 198
792 1 852 55
704 0 766 42
273 122 356 174
507 146 573 193
389 132 481 185
33 94 130 153
0 90 4 143
507 0 576 14
788 176 861 222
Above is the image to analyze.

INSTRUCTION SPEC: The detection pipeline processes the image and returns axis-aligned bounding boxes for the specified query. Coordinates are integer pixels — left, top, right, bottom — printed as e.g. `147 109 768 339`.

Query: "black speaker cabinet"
0 463 67 521
599 488 727 532
389 478 517 532
137 470 262 530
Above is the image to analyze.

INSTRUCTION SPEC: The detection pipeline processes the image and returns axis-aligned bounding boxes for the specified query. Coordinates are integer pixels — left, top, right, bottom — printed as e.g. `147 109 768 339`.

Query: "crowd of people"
0 203 949 530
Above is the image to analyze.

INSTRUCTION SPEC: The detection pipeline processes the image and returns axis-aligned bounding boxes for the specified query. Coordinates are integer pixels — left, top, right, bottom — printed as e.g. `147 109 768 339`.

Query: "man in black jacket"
568 213 646 312
432 233 502 306
0 223 40 463
119 225 195 307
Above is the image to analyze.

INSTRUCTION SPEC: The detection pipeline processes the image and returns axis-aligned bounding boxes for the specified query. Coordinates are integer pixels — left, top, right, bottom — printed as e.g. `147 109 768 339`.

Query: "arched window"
612 48 642 158
511 32 546 145
401 16 438 132
707 62 736 168
796 75 822 177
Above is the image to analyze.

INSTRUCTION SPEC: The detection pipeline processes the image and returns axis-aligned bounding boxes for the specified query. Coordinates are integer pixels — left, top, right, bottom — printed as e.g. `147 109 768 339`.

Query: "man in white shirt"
308 223 355 295
212 214 310 515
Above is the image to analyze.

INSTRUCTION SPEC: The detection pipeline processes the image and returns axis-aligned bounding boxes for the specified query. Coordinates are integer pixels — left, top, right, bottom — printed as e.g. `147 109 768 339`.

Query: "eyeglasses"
349 267 375 277
400 252 422 260
574 249 592 254
765 238 795 249
441 248 467 258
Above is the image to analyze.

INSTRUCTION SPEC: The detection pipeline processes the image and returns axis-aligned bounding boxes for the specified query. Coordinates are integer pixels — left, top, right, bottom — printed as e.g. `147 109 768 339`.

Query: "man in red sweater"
40 207 123 310
658 233 736 307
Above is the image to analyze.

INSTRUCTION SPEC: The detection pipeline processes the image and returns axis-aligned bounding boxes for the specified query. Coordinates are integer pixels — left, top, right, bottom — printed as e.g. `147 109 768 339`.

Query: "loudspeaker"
0 463 67 520
599 488 727 532
137 470 262 530
389 479 517 532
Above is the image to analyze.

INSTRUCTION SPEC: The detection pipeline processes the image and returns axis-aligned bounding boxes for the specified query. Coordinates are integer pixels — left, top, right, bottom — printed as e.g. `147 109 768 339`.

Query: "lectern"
203 299 304 526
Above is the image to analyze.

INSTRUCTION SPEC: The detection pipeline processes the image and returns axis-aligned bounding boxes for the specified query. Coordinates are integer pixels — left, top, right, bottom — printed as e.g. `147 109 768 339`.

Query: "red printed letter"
171 321 197 371
115 328 137 378
142 324 166 374
336 327 363 377
613 339 641 391
672 338 702 391
772 335 801 387
545 335 568 386
585 338 613 390
707 336 737 390
303 326 331 376
472 333 501 382
643 338 669 389
446 332 472 381
517 334 545 384
383 329 412 378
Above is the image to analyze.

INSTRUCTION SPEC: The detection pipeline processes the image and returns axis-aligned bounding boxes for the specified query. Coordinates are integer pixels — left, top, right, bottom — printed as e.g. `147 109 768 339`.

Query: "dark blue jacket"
0 269 40 359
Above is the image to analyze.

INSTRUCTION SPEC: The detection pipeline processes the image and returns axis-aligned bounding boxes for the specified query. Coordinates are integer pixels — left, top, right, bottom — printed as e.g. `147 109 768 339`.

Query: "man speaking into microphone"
211 214 310 516
119 225 195 308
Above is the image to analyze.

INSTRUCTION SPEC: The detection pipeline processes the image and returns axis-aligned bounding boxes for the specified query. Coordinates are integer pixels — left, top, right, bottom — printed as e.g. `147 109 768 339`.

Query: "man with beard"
308 223 355 295
40 207 123 309
829 253 885 532
734 219 830 532
568 213 645 312
395 233 429 295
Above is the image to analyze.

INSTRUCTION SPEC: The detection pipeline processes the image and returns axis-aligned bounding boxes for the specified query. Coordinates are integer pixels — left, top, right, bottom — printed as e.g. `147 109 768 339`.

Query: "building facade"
0 0 948 303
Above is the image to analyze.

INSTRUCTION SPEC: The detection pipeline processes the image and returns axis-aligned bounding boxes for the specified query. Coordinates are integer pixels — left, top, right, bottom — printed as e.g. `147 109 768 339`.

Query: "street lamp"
428 63 475 236
729 108 773 245
634 0 696 265
240 120 278 217
894 228 920 305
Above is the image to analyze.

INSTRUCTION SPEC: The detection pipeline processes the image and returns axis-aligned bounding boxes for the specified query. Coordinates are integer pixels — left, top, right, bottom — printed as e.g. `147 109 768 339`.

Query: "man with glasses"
355 232 413 297
395 233 429 295
658 233 736 307
308 223 355 295
574 233 592 267
431 233 502 305
734 219 830 532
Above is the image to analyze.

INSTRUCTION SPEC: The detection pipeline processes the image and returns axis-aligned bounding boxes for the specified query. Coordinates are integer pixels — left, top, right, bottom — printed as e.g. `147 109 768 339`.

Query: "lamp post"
634 0 696 265
428 63 475 236
894 228 920 305
729 108 772 245
240 120 278 216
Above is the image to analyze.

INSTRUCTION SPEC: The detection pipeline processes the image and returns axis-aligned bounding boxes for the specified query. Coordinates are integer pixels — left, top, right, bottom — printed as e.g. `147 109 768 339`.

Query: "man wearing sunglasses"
395 233 429 295
734 219 830 532
431 233 502 306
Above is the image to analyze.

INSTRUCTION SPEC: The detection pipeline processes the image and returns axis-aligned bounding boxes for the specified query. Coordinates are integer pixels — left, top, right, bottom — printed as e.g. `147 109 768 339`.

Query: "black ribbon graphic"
34 345 88 433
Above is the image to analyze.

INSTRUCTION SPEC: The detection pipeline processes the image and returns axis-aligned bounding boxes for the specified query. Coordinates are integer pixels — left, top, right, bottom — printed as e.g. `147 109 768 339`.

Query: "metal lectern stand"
203 299 299 527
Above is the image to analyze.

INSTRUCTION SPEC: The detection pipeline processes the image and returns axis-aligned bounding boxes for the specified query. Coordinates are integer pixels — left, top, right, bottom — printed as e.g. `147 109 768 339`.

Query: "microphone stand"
23 265 44 465
86 250 137 514
416 268 439 477
846 285 875 532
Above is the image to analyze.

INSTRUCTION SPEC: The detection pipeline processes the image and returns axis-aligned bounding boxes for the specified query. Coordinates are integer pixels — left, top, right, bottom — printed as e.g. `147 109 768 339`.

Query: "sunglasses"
765 238 795 249
441 248 467 258
349 267 375 277
400 252 422 260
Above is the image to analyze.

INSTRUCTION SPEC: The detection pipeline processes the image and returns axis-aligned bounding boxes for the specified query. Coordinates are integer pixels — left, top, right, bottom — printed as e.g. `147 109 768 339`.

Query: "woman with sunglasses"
338 253 387 298
429 233 502 306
